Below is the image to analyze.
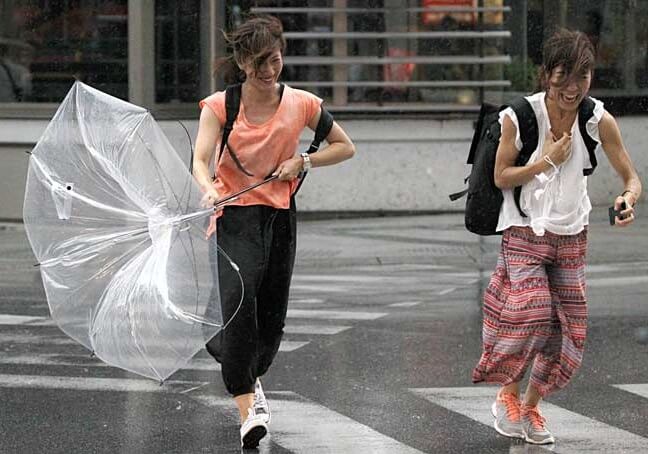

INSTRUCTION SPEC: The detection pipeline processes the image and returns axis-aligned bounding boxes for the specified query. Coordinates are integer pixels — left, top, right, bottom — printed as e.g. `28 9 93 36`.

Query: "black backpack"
194 83 334 194
449 96 599 235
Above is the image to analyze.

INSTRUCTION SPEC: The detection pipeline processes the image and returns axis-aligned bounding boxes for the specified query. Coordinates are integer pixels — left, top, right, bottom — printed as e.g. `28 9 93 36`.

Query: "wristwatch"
300 152 312 171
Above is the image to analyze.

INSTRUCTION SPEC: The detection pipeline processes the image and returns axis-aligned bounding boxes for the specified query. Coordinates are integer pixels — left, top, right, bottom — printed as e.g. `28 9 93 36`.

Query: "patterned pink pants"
472 226 588 397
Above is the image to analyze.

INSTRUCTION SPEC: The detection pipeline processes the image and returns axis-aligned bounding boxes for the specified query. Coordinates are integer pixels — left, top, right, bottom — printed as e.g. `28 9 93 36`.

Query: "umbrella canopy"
23 81 227 382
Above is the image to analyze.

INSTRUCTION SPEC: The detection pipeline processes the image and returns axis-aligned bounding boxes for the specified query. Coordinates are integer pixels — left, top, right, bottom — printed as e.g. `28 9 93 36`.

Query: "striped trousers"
472 226 588 397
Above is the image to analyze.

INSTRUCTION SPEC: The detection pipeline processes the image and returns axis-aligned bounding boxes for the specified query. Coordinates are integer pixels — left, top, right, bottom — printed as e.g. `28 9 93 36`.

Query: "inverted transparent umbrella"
22 81 262 382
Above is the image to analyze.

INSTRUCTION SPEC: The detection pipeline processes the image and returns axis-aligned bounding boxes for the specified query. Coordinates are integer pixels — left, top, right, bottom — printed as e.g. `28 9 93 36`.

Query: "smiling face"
546 64 592 111
540 30 596 112
238 48 283 92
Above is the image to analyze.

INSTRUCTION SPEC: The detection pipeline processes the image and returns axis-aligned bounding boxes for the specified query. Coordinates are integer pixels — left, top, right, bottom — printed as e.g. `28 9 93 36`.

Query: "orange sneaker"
521 405 555 444
491 390 524 439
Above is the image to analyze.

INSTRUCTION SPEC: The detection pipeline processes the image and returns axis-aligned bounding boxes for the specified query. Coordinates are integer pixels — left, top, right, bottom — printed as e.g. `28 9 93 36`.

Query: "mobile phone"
608 201 627 225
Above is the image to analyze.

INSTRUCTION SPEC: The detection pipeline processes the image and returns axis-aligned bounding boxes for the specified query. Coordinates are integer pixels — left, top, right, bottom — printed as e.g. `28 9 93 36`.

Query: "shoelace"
523 406 547 430
253 393 263 407
498 392 521 421
253 386 266 408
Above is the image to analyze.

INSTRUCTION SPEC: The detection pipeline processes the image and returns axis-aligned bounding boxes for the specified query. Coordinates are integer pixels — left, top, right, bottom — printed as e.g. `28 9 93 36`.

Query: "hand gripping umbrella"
22 81 274 382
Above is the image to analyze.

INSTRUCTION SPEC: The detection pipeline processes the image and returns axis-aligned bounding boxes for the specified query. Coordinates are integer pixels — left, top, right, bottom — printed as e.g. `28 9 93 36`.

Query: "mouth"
258 75 275 85
561 93 580 104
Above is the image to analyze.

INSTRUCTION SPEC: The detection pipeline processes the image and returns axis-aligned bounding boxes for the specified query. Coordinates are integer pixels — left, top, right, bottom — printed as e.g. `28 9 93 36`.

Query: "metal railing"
250 3 512 112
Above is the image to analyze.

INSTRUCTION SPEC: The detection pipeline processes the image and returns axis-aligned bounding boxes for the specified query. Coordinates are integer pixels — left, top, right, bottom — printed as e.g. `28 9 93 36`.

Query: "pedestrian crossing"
193 391 427 454
411 387 648 453
2 258 647 371
0 371 647 453
2 230 648 452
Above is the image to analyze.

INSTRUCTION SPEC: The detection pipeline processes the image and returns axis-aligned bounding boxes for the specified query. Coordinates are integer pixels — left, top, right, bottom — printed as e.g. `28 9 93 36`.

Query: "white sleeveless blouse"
496 92 605 236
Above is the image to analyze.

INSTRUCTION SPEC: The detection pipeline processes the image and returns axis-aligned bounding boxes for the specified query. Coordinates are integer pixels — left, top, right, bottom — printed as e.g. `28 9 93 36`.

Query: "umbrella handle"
212 174 279 210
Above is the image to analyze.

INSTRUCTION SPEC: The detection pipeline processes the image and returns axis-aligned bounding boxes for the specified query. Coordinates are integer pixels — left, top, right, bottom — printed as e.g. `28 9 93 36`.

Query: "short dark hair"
216 15 286 84
538 29 596 90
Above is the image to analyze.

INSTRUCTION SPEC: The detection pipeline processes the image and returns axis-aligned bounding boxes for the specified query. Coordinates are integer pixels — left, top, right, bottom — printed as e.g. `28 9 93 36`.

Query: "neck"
545 93 576 121
242 81 280 104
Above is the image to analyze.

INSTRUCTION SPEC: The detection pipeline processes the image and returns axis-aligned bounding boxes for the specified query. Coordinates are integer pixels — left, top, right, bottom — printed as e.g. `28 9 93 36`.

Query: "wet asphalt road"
0 210 647 454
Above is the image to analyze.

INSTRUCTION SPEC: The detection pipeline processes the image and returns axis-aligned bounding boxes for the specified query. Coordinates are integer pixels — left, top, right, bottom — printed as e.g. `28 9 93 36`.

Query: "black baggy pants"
205 202 296 396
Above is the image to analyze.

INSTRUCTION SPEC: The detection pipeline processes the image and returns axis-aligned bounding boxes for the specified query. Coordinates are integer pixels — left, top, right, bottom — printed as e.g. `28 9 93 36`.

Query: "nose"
565 77 580 91
260 60 273 74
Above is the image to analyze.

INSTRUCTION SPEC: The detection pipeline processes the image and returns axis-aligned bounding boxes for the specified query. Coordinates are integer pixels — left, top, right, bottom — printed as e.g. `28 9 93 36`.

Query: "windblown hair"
537 28 596 91
216 15 286 84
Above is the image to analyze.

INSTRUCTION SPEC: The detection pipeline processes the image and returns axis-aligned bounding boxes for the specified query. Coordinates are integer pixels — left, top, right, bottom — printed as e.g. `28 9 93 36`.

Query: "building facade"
0 0 646 219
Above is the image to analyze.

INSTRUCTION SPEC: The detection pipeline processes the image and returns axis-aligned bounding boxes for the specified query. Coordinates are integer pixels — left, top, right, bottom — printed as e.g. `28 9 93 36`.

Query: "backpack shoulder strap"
307 106 334 154
219 84 254 176
508 97 538 165
219 84 241 162
467 102 500 165
578 96 598 176
292 105 335 196
508 97 538 218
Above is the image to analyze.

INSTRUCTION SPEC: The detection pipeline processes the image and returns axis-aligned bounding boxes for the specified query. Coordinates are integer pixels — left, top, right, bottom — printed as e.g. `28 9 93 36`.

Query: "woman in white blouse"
472 29 642 445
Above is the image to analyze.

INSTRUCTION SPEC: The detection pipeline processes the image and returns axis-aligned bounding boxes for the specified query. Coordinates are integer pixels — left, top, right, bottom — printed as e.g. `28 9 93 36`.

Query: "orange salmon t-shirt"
199 85 322 211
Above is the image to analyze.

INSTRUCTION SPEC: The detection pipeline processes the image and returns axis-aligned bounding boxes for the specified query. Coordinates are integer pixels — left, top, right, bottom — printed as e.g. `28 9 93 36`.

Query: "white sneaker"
240 407 268 449
254 378 271 423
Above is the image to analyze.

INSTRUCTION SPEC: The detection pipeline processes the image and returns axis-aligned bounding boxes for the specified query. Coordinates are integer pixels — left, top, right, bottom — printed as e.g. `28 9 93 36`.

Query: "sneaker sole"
524 434 555 445
242 425 268 449
491 402 525 439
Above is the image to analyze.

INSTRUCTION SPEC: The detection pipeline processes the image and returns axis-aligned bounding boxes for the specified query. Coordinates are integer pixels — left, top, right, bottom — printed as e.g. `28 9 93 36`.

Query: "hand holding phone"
609 200 627 225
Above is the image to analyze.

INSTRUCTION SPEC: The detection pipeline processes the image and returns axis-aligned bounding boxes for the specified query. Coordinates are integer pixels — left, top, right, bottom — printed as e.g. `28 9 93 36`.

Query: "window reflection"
245 0 509 111
0 0 647 114
155 1 201 103
0 0 128 103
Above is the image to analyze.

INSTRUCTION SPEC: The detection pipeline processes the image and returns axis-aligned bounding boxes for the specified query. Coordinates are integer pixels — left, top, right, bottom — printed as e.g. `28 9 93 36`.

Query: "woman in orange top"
193 15 354 449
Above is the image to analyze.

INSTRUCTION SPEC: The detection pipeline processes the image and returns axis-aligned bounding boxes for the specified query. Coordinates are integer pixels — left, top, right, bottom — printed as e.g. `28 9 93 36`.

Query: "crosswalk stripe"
292 274 391 283
278 341 310 352
0 351 227 372
0 313 342 341
586 262 648 273
410 387 648 453
285 324 351 335
612 384 648 400
0 373 204 392
587 276 648 288
0 339 309 369
389 301 421 308
0 314 51 325
193 391 426 454
287 309 387 321
290 284 352 293
290 298 325 304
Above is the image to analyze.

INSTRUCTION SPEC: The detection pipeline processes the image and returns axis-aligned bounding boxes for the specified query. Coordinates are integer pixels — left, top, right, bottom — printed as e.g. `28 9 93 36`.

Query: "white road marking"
0 341 308 370
437 287 456 295
388 301 421 308
193 391 426 454
0 373 204 392
284 324 351 335
292 274 390 283
613 384 648 400
587 276 648 288
287 309 386 321
289 298 325 304
290 284 351 293
0 314 51 325
278 341 310 352
411 387 648 453
586 262 648 274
